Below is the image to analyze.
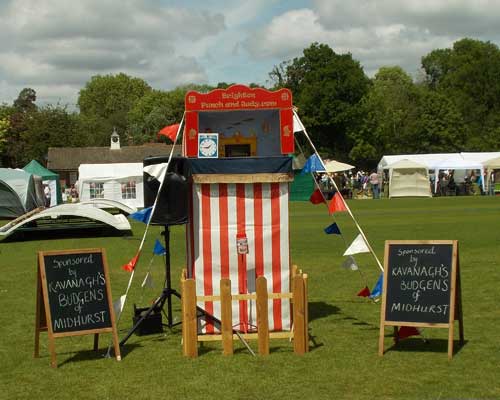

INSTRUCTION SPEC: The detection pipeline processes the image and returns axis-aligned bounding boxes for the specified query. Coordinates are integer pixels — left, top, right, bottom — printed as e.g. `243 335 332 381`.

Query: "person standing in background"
369 170 380 199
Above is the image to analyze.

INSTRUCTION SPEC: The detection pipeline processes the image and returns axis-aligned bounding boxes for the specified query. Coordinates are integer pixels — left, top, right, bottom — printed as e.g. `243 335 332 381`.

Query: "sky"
1 0 500 108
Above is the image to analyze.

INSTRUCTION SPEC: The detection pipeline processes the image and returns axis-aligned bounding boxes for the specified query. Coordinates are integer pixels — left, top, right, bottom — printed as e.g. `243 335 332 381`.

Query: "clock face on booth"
198 133 219 158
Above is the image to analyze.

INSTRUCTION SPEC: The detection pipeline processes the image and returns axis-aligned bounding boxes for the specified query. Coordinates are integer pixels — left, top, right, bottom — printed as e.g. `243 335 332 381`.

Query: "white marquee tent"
377 152 500 196
388 159 431 198
77 163 144 208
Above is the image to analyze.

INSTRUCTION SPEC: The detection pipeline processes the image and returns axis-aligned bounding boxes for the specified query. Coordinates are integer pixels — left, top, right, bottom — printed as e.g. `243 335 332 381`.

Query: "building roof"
48 143 182 171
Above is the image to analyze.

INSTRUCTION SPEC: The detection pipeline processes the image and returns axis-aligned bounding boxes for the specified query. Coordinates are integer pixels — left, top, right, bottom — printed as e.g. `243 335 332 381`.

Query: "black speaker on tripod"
143 156 190 225
120 156 191 346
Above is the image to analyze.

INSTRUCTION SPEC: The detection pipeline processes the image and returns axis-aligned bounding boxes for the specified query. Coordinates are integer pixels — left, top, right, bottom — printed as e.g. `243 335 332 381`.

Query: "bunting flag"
301 154 325 174
141 272 155 289
129 207 153 224
113 294 126 317
122 252 140 272
357 286 371 297
144 163 168 183
329 192 347 214
158 123 180 141
324 222 341 235
370 273 383 298
341 255 358 271
309 189 325 204
153 239 166 255
396 326 420 341
343 233 370 256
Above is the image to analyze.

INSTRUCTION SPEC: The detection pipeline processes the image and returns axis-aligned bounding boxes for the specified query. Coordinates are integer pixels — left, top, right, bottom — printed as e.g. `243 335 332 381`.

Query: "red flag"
309 189 325 204
357 286 371 297
122 252 140 272
397 326 420 340
328 192 347 214
158 123 180 142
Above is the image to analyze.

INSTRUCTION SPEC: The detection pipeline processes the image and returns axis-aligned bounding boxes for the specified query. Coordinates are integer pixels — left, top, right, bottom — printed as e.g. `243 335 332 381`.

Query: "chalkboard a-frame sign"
34 248 121 367
378 240 464 360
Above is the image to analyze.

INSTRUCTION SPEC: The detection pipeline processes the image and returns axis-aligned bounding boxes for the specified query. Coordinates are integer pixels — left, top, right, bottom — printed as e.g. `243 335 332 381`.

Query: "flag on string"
113 294 126 317
343 234 370 256
396 326 420 341
122 252 140 272
329 192 347 214
144 162 168 183
129 206 152 224
341 255 358 271
309 189 325 204
141 272 155 289
153 239 166 255
370 273 383 298
301 154 325 174
357 286 371 297
324 222 341 235
158 123 180 142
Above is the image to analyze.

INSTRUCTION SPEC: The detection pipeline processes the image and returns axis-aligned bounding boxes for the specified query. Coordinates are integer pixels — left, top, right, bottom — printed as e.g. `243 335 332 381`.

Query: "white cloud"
0 0 225 105
241 1 500 78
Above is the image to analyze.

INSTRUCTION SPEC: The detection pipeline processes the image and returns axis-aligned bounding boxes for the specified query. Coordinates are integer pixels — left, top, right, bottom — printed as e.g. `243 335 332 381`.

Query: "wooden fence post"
293 275 306 354
303 273 309 352
256 276 269 355
220 279 233 355
183 278 198 358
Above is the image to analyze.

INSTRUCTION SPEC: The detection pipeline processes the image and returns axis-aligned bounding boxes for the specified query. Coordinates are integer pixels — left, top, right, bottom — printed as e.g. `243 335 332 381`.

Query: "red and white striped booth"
183 85 295 334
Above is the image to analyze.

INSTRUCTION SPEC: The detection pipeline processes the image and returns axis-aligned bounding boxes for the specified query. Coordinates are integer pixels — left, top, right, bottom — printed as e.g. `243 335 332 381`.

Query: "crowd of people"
315 168 498 199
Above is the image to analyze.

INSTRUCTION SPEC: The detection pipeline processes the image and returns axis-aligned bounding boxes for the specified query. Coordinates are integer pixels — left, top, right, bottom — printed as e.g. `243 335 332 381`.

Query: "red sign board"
183 85 294 157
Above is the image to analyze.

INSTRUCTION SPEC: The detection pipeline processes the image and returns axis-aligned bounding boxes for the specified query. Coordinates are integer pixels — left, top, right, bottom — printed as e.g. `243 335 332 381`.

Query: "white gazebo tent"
433 158 484 193
482 155 500 192
388 159 431 198
77 163 144 208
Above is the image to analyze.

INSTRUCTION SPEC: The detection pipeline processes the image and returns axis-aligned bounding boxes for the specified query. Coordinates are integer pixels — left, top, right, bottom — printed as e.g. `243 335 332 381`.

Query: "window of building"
121 181 136 199
89 182 104 199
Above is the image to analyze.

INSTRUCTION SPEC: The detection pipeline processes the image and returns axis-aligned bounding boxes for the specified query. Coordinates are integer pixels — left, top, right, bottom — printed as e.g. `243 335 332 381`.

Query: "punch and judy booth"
180 85 308 356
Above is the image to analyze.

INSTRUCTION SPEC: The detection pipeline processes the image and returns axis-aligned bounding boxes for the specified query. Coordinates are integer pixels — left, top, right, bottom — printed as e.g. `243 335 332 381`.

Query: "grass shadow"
1 226 132 242
385 338 468 356
56 343 142 367
308 301 341 322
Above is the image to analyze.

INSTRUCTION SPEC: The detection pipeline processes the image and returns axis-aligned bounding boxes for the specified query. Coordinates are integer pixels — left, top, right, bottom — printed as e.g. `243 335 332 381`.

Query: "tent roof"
323 159 355 172
78 163 143 181
378 152 500 171
483 155 500 169
388 159 427 170
23 160 59 180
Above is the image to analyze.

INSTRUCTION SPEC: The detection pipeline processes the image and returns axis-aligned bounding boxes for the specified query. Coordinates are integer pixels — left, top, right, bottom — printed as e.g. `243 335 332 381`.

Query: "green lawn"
1 197 499 399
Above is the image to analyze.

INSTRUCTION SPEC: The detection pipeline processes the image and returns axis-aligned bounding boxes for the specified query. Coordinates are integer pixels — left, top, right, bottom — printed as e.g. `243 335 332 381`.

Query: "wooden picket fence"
181 266 308 357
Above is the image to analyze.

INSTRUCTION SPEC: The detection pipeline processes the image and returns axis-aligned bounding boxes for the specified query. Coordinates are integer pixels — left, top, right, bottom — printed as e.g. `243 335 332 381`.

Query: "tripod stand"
120 225 180 347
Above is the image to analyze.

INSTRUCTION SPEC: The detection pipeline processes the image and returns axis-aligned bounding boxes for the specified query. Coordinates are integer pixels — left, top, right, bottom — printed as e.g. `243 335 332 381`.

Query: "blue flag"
129 206 152 224
370 273 383 298
153 239 166 255
324 222 341 235
301 154 325 174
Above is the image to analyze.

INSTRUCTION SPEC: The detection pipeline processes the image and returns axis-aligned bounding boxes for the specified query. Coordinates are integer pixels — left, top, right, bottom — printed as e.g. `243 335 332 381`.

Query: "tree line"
1 38 500 169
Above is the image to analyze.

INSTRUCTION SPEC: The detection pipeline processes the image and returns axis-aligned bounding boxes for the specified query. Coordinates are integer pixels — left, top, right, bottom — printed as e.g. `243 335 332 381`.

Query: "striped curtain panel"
187 182 291 334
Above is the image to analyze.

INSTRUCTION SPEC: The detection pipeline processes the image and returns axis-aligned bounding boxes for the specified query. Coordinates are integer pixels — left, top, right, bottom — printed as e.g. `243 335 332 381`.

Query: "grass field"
1 197 499 400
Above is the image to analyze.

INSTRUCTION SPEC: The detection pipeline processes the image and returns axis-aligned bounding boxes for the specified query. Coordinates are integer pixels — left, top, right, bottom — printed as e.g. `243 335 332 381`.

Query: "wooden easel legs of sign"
378 258 464 360
33 263 121 368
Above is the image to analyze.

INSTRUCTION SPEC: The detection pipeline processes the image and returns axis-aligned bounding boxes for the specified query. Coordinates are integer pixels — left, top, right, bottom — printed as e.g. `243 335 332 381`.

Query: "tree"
13 88 37 112
269 43 370 159
20 105 83 165
350 67 419 166
421 38 500 150
127 88 185 144
78 73 152 141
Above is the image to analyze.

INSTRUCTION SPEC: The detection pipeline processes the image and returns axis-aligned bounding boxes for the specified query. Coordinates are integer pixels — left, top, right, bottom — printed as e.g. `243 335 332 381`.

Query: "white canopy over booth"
77 163 144 208
388 159 431 198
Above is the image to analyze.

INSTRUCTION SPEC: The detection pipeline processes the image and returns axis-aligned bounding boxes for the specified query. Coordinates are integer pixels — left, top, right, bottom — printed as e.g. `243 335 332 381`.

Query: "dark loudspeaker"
143 156 190 225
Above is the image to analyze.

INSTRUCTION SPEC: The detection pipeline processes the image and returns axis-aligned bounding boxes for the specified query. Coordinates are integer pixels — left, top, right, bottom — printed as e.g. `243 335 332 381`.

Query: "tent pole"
293 110 384 273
